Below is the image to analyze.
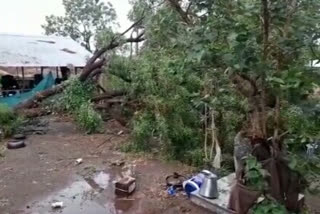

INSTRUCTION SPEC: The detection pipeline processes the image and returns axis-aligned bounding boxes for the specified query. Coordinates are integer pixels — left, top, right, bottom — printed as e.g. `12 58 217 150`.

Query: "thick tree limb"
95 98 125 108
91 90 126 102
14 18 145 111
88 69 103 79
79 58 106 81
14 83 66 110
88 17 145 65
96 84 106 93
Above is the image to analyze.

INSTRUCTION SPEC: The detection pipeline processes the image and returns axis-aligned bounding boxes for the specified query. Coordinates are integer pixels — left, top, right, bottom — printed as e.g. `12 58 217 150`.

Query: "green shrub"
131 112 155 151
47 78 103 134
0 104 15 124
42 94 65 113
0 104 22 137
62 78 95 112
75 102 102 134
251 199 287 214
184 148 205 167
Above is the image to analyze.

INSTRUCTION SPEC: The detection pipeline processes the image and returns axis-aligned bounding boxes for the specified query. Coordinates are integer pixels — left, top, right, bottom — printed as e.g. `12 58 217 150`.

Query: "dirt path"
0 116 210 214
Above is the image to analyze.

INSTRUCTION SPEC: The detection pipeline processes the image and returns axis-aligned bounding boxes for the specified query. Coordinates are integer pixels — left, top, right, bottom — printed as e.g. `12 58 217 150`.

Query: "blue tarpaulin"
0 72 55 108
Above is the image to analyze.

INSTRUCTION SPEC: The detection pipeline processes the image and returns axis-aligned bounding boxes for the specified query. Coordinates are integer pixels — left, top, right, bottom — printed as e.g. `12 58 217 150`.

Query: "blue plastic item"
167 186 177 196
183 173 205 196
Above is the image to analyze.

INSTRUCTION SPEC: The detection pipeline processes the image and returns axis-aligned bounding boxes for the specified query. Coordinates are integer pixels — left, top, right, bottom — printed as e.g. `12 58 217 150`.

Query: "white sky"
0 0 131 35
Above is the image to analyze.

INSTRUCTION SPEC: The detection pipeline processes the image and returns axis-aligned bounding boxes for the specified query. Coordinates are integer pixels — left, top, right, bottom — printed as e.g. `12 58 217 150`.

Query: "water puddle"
93 171 110 189
25 171 136 214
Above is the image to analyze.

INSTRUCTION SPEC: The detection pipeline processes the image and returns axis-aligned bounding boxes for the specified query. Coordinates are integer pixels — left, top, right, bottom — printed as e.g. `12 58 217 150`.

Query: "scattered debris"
121 164 136 177
166 172 185 189
110 159 125 167
51 201 64 209
17 118 49 136
180 206 191 213
167 186 177 196
117 130 124 136
115 176 136 197
75 158 83 165
0 198 10 207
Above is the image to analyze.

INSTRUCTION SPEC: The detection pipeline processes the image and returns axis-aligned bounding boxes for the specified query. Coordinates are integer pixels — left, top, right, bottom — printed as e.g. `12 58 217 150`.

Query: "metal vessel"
199 172 219 199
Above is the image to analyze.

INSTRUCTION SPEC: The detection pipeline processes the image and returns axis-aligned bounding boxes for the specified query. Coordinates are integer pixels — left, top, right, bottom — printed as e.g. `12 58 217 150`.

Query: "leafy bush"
283 104 320 151
244 156 268 191
0 104 22 137
46 78 102 133
184 148 205 167
0 104 15 124
62 78 95 112
75 102 102 134
251 199 287 214
131 112 155 151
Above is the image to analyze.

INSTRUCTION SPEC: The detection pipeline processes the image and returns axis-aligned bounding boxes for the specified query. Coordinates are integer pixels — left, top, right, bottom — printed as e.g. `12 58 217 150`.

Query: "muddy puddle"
24 171 138 214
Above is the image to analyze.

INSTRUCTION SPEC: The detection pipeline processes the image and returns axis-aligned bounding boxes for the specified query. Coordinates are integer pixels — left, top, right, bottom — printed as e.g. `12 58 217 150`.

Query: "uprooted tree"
15 17 145 111
15 2 320 211
19 0 320 165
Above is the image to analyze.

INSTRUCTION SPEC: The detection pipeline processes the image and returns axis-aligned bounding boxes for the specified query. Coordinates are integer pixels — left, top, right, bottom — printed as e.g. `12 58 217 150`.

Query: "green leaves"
0 104 22 137
244 156 268 191
42 0 116 52
59 78 102 133
75 102 102 134
252 199 287 214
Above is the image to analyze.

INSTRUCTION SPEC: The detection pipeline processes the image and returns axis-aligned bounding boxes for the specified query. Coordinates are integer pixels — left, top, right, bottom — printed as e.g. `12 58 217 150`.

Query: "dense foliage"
106 0 320 177
42 1 320 201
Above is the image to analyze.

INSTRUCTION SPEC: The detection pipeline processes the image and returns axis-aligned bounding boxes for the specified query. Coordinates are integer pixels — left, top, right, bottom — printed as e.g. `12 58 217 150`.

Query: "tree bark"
91 91 126 102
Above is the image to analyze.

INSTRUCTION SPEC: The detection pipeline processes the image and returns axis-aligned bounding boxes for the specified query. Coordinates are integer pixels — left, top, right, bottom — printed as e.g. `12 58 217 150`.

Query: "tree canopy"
42 0 117 52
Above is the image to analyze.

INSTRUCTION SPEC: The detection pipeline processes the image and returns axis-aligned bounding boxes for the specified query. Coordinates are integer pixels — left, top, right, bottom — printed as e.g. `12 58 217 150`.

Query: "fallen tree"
14 18 145 111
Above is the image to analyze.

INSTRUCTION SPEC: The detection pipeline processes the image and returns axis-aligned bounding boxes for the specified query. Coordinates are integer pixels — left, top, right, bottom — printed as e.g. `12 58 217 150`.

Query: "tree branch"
92 90 126 102
167 0 191 25
88 17 145 65
89 69 103 79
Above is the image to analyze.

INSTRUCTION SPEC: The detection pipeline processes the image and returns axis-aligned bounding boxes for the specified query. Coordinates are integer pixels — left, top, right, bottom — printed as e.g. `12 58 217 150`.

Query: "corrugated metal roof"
0 33 92 67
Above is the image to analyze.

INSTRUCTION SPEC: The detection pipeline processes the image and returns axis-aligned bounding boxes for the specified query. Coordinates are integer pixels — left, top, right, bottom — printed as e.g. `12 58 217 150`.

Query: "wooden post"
56 67 59 78
41 67 44 76
21 67 25 91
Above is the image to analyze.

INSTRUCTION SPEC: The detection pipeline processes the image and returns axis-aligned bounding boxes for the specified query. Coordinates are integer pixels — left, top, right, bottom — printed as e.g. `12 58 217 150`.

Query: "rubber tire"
13 134 26 140
7 140 26 149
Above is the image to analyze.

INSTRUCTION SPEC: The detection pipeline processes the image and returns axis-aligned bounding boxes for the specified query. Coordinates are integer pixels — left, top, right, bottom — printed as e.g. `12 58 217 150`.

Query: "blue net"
0 72 55 108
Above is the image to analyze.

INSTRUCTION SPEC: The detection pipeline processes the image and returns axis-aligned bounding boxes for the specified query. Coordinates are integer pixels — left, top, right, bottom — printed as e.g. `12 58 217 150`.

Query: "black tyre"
7 140 26 149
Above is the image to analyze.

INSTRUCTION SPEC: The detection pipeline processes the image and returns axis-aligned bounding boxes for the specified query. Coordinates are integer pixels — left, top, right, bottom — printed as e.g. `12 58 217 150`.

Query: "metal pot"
199 173 219 199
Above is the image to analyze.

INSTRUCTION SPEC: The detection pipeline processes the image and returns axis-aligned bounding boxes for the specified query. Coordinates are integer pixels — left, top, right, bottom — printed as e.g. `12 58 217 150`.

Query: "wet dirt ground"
0 116 211 214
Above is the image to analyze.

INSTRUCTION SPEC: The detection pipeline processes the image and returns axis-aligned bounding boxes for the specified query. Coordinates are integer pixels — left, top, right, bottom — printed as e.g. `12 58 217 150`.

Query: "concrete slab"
190 173 236 214
190 173 305 214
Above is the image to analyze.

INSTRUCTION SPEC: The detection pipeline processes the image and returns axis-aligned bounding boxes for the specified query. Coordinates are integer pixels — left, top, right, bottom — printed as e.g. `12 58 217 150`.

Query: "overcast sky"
0 0 131 35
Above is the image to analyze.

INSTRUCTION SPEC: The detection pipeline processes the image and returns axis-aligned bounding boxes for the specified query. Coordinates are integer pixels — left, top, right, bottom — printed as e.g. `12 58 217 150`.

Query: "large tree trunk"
14 19 145 112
